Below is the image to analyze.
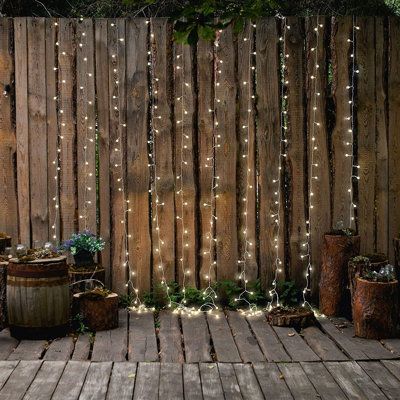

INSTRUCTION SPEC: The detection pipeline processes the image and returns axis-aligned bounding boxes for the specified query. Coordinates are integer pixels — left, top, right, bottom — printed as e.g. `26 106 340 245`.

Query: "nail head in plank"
301 362 347 400
278 363 320 400
158 311 184 363
226 311 265 363
272 326 319 362
52 360 90 400
44 336 74 361
246 314 290 362
133 362 160 400
302 326 348 361
199 363 225 400
106 362 137 400
0 360 41 400
325 361 387 400
207 311 241 363
79 361 113 400
128 311 158 362
159 363 184 399
8 340 46 361
183 364 202 400
23 360 66 400
181 312 211 363
233 364 264 400
217 363 242 400
252 362 293 399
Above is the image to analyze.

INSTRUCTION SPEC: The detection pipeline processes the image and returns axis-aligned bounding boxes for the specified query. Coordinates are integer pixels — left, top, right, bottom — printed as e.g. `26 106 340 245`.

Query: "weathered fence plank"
126 18 151 294
0 18 17 244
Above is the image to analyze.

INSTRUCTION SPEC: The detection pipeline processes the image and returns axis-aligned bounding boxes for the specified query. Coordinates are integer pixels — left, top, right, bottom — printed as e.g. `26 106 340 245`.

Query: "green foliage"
61 230 105 255
72 313 90 334
275 280 301 307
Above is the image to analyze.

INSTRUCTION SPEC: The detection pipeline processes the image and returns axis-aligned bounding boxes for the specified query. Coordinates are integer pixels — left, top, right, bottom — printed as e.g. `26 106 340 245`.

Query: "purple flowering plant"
61 230 105 255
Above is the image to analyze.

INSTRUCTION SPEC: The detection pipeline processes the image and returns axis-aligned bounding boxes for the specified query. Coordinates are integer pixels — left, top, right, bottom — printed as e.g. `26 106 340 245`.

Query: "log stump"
353 277 398 339
319 234 360 317
69 265 105 294
73 292 118 331
267 307 316 329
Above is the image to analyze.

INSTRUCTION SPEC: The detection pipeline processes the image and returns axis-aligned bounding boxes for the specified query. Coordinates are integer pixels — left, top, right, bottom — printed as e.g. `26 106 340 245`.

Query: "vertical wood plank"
306 16 331 299
108 18 127 294
388 16 400 263
76 19 97 233
215 25 238 281
256 18 285 290
174 42 197 287
0 18 18 244
285 17 307 288
237 22 257 281
375 17 388 256
45 19 60 243
331 17 353 230
14 17 30 246
58 18 77 240
126 18 151 294
28 17 48 245
357 17 376 254
151 18 175 284
197 38 215 287
95 19 111 284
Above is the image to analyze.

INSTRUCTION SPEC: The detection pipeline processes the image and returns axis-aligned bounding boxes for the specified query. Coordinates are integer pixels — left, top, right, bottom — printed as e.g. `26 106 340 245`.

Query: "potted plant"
61 231 105 267
319 226 360 317
353 265 398 339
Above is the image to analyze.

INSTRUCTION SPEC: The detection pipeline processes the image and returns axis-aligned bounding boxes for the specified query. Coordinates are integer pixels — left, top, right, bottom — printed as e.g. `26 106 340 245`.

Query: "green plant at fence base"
275 280 301 307
72 313 90 335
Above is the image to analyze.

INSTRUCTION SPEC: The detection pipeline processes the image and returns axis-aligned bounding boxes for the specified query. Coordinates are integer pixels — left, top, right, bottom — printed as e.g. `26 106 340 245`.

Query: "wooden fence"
0 16 399 297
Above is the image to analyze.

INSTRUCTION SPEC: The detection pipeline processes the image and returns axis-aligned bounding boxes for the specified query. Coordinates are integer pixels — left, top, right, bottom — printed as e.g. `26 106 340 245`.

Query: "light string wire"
235 21 259 315
267 16 289 310
301 16 323 307
347 16 360 228
109 20 141 308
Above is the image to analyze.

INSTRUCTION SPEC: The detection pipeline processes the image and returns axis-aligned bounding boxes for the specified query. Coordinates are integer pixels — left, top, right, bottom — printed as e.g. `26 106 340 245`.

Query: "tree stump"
73 292 118 331
353 277 398 339
319 234 360 317
267 307 316 329
69 265 105 294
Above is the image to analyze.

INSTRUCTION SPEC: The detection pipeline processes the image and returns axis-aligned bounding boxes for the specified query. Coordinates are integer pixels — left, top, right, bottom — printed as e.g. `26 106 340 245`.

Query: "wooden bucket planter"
7 256 70 339
69 265 105 294
73 292 118 331
0 236 11 254
353 277 398 339
319 234 360 317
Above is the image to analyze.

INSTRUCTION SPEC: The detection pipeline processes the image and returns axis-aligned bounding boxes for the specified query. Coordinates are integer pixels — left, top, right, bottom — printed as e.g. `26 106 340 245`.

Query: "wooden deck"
0 310 400 398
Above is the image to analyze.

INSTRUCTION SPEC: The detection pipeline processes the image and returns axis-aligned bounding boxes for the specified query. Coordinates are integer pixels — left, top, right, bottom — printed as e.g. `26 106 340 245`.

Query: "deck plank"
182 364 202 400
159 363 184 399
128 311 158 362
0 360 41 400
252 362 293 399
0 330 19 360
226 311 265 363
217 363 242 400
8 341 46 361
181 313 211 363
199 363 224 400
246 315 290 362
71 334 91 361
158 311 184 363
302 326 348 361
380 338 400 355
325 361 387 399
207 312 241 363
52 361 90 400
43 337 74 361
79 361 112 400
301 362 347 400
382 360 400 377
272 326 319 362
233 364 264 400
22 361 65 400
133 362 160 400
106 362 137 400
359 361 400 400
278 363 319 400
92 310 128 361
0 361 18 390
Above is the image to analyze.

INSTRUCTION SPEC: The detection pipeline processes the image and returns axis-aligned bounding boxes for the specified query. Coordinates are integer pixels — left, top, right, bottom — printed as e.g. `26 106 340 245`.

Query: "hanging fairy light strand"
267 16 289 309
235 22 259 314
301 17 323 307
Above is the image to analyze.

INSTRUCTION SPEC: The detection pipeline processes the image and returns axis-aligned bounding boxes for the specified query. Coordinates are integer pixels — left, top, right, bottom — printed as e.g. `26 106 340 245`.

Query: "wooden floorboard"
158 311 184 363
7 340 46 361
182 363 202 400
159 363 184 399
71 334 91 361
233 363 264 400
199 363 224 400
381 359 400 377
133 362 160 400
217 363 242 400
79 361 113 400
106 362 137 400
0 330 18 360
0 361 18 390
43 336 74 361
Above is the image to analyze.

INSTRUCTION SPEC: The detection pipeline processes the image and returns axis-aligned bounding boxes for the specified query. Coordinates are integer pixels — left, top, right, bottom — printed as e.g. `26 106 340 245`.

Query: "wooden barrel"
7 256 70 339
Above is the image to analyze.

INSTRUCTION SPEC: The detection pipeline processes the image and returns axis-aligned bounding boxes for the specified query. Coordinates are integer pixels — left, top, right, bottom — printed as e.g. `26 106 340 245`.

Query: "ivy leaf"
232 17 245 34
198 25 216 41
